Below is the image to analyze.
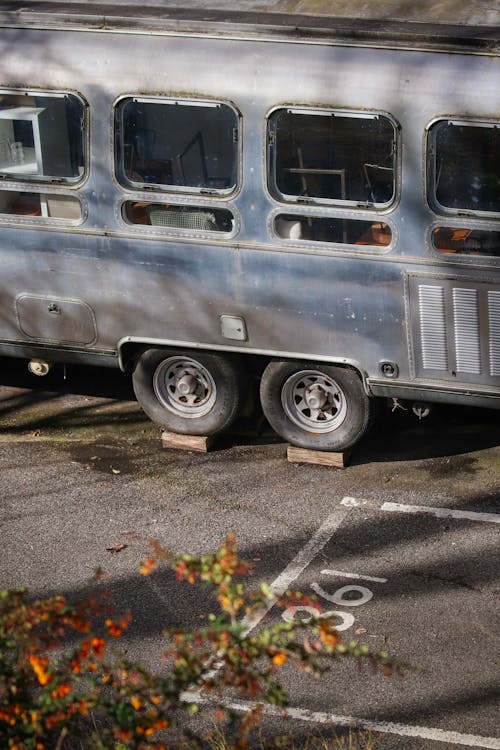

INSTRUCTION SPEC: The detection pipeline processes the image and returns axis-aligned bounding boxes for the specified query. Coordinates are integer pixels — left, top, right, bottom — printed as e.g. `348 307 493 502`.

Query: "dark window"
432 227 500 257
116 98 238 194
429 120 500 216
123 201 234 233
268 108 396 207
0 92 85 183
274 213 392 247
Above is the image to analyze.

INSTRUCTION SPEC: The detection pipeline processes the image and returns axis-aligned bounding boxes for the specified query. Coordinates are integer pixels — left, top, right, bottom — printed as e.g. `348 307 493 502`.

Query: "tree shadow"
22 517 498 738
352 402 500 465
1 355 499 464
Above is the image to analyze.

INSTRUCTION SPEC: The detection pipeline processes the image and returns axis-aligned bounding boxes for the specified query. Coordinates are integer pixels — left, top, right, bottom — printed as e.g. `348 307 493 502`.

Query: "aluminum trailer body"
0 1 499 449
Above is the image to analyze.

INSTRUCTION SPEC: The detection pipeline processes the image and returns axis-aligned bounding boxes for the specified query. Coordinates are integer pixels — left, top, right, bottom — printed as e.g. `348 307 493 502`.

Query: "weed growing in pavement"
204 723 376 750
0 535 404 749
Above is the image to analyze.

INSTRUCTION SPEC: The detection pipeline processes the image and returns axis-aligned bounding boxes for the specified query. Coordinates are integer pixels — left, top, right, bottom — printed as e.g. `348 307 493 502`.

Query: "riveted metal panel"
16 294 97 345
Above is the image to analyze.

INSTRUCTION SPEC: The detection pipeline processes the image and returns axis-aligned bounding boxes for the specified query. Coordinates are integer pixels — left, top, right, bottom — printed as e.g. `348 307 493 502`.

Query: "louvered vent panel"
453 288 481 374
488 291 500 376
418 285 448 370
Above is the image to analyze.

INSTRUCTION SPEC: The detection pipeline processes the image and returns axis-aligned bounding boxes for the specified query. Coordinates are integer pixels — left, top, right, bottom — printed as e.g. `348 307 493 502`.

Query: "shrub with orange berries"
1 537 405 749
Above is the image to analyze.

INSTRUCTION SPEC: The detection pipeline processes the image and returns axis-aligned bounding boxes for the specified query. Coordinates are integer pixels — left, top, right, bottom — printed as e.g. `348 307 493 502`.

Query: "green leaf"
260 583 273 599
114 700 135 728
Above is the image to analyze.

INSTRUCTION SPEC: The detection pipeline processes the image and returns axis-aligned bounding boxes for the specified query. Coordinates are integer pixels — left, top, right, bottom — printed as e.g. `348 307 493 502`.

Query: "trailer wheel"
260 361 374 451
132 349 243 435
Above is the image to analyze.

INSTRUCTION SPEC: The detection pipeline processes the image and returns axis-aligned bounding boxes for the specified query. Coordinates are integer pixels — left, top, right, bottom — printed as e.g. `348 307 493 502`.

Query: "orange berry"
272 652 287 666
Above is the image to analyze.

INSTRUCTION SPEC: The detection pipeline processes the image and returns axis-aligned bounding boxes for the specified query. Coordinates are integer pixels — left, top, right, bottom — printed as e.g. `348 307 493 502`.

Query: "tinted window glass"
433 227 500 257
116 98 238 194
0 92 85 183
429 121 500 215
0 190 81 220
268 109 396 207
274 214 391 247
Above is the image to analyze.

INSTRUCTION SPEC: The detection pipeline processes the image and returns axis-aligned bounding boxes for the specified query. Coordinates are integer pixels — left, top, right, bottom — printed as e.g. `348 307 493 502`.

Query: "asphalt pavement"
0 358 499 749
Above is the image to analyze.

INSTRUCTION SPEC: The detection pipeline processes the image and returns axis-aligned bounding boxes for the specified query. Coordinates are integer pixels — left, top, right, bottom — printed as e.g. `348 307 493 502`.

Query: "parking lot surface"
0 359 499 749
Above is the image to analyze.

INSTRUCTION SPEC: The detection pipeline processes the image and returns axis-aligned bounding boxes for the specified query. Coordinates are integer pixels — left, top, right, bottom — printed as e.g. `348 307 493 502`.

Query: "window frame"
0 88 88 187
426 116 500 220
114 94 241 198
266 105 399 211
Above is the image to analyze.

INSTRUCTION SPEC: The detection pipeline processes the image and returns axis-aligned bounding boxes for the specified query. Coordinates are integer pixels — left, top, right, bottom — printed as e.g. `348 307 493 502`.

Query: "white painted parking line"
194 698 500 750
341 496 500 524
241 507 352 635
341 496 369 508
381 501 500 524
320 569 388 583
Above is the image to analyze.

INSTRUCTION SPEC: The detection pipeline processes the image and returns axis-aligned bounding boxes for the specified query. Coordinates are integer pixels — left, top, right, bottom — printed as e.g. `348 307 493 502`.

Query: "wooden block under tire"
287 444 351 468
161 431 215 452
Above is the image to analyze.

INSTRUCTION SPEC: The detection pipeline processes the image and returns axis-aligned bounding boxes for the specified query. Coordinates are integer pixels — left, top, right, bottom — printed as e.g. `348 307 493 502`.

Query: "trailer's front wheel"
260 361 374 451
132 348 243 435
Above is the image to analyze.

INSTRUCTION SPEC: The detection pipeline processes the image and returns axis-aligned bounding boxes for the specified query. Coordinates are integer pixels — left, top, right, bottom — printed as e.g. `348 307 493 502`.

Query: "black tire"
260 360 375 451
132 348 244 436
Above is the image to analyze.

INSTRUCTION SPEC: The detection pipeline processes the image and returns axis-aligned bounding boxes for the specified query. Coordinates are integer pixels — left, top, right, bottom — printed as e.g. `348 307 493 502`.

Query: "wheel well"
119 343 367 391
119 342 267 378
119 342 149 373
263 358 369 394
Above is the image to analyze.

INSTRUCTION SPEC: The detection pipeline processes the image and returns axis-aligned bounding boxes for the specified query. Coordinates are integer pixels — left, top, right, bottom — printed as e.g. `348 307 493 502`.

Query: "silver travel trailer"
0 1 499 452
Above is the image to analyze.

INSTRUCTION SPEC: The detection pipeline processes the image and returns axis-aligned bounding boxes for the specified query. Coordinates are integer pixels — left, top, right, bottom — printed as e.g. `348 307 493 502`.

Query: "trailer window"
268 108 396 208
122 201 234 233
274 214 391 247
0 92 85 184
0 190 82 220
432 227 500 257
116 98 238 195
428 120 500 216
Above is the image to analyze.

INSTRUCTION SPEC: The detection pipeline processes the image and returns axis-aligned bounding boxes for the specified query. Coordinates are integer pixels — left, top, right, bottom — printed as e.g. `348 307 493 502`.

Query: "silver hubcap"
281 370 347 433
153 356 216 418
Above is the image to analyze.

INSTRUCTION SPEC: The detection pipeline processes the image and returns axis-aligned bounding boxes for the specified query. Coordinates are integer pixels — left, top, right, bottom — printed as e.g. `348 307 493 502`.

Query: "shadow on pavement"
0 355 499 463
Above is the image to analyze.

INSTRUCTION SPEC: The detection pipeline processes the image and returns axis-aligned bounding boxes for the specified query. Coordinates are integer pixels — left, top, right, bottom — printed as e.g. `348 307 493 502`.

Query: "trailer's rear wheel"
132 348 243 435
260 361 374 451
